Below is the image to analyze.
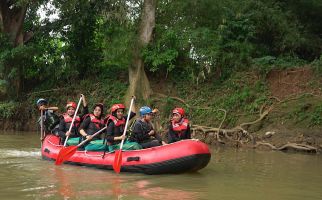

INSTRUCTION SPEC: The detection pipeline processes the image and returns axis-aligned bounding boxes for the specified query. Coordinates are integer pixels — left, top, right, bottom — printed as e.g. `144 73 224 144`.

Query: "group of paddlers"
36 95 191 152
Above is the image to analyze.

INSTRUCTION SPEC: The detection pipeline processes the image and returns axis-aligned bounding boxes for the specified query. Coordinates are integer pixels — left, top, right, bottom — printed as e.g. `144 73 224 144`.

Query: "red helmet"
111 104 125 113
66 102 77 109
172 107 185 116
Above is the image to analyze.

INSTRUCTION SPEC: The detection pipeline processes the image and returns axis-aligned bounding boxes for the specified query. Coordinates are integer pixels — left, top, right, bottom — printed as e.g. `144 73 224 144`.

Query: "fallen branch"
254 142 317 153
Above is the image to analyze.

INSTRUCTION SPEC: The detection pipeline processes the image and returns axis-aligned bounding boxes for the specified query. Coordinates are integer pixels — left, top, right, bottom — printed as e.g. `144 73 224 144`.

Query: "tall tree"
126 0 156 101
0 0 41 97
0 1 29 46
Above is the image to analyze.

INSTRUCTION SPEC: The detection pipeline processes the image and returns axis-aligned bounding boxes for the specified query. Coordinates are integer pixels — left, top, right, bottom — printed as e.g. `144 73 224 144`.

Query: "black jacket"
79 114 105 140
129 119 154 143
105 112 136 144
58 106 88 138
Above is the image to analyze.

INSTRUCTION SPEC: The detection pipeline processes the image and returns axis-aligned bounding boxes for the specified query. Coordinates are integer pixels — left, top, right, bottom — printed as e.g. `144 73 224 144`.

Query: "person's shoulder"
133 119 141 124
82 115 91 122
133 119 143 128
107 120 115 127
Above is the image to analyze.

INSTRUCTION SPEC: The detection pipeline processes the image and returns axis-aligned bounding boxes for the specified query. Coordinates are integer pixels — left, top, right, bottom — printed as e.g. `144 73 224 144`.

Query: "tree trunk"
0 7 3 31
126 0 157 103
0 2 28 97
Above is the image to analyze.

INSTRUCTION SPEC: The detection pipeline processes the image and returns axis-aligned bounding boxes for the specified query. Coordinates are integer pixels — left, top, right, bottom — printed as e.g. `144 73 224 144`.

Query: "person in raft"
167 107 191 143
36 98 59 134
79 103 106 151
104 103 141 151
58 94 89 145
129 106 166 149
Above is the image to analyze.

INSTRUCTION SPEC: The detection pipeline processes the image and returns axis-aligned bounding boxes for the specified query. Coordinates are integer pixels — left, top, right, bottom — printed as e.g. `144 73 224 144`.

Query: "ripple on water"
21 185 55 192
0 149 41 159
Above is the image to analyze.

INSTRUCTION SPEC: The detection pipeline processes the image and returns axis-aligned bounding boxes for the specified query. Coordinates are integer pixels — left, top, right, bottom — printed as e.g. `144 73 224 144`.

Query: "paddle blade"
55 146 78 165
113 150 122 173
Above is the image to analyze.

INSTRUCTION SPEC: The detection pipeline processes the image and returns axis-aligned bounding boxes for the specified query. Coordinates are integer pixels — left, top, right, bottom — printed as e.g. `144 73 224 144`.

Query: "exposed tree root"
254 142 317 153
191 101 319 153
152 92 320 153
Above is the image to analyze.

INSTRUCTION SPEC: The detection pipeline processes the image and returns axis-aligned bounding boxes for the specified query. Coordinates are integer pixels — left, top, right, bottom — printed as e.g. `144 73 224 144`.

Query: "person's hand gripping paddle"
63 96 83 147
113 97 135 173
55 126 107 165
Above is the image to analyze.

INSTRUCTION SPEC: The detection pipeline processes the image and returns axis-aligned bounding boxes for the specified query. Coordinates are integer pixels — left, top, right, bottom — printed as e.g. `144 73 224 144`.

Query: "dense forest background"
1 0 322 148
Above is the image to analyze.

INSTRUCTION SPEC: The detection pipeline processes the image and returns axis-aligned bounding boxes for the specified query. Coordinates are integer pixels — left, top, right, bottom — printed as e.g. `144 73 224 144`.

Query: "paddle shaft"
40 110 44 141
63 96 83 146
119 97 135 151
77 126 107 147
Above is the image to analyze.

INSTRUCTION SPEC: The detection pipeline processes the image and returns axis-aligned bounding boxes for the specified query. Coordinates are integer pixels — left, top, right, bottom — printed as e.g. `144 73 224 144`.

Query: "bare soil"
266 66 320 99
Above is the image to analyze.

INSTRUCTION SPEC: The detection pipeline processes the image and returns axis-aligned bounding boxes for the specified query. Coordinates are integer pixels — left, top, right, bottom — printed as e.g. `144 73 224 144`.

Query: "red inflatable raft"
42 135 211 174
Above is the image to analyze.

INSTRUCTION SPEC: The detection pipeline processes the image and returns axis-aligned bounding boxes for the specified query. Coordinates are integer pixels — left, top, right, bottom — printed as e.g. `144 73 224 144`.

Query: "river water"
0 131 322 200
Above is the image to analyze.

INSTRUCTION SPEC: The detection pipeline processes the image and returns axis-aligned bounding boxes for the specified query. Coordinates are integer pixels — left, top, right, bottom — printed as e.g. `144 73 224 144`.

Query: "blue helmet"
36 98 48 106
139 106 152 116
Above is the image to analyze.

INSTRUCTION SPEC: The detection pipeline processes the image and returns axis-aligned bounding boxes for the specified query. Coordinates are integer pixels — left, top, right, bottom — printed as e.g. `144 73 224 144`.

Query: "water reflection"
2 132 322 200
42 166 201 200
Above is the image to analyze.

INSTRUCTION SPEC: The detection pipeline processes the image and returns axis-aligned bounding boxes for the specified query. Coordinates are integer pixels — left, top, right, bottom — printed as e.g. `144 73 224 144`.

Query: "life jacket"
63 113 81 127
82 114 105 137
89 114 105 129
172 118 189 137
107 115 126 127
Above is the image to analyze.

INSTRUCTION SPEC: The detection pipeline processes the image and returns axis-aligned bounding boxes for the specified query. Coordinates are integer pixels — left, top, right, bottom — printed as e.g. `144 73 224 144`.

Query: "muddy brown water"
1 131 322 200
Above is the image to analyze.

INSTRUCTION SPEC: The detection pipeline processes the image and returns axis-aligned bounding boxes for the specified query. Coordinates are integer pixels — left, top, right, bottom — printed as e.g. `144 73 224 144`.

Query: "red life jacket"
172 118 189 137
106 114 125 127
63 113 81 127
89 114 105 129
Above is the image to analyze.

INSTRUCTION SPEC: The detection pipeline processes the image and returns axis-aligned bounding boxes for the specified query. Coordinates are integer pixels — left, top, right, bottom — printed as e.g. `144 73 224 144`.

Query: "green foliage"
284 99 322 127
142 26 179 73
146 0 322 82
252 56 308 76
165 70 270 127
101 22 134 69
1 0 322 113
76 69 128 111
312 55 322 75
286 103 310 123
310 103 322 126
0 101 18 119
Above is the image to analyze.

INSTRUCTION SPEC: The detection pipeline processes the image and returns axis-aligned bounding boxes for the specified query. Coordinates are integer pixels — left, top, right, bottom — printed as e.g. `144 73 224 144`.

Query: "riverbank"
1 66 322 152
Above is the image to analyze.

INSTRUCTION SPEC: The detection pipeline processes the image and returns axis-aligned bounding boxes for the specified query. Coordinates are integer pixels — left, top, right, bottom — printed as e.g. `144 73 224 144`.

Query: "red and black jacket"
167 118 191 143
79 114 105 139
58 114 81 138
105 112 136 144
57 106 88 138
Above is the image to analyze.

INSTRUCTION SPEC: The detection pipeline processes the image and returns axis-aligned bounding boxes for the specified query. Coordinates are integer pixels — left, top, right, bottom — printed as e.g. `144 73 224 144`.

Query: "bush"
0 101 18 119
